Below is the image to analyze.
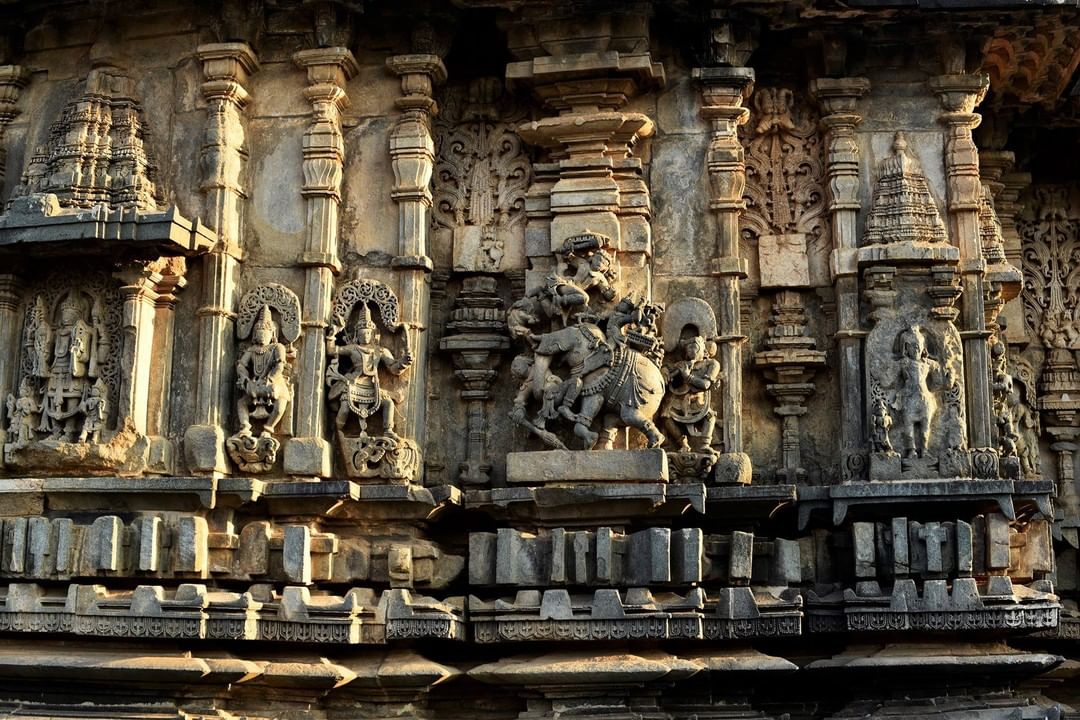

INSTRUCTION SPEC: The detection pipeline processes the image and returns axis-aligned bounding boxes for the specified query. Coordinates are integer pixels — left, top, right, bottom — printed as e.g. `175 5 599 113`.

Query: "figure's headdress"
59 293 86 318
254 304 276 336
355 303 377 332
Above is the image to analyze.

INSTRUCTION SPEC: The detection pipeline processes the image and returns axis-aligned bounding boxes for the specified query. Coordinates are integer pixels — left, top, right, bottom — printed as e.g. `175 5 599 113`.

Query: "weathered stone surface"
0 1 1075 717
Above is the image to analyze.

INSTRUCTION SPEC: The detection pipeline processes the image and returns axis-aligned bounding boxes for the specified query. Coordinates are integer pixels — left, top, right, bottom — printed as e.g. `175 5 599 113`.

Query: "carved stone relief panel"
4 270 127 468
740 86 829 288
11 67 160 211
860 134 968 481
1021 186 1080 351
432 78 531 273
326 278 420 483
226 284 301 474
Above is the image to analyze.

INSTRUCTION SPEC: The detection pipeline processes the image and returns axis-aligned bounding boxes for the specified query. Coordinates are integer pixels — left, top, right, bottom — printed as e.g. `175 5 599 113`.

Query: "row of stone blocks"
0 579 1058 643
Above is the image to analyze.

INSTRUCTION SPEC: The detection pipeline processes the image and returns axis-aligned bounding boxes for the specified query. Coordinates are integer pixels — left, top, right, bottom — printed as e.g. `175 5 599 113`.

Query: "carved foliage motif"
8 272 122 449
1021 185 1080 349
12 68 160 211
741 87 827 240
432 79 531 273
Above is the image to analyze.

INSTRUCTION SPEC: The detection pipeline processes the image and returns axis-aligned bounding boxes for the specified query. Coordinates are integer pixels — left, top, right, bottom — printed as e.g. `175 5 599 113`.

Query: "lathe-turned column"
0 65 29 188
386 53 445 450
285 48 357 478
0 272 23 456
811 77 871 481
931 73 996 475
184 43 258 475
693 66 754 481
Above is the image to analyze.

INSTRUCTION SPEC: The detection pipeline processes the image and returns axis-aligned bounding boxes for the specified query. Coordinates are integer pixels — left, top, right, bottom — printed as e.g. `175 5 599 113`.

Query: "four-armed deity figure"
36 293 110 442
326 304 413 437
236 305 291 436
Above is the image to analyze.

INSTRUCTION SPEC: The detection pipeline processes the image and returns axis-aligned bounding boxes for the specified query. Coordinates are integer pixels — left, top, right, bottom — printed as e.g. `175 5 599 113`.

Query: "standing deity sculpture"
895 326 942 461
327 304 413 437
5 378 40 449
659 298 722 479
39 293 111 441
661 336 721 455
326 279 420 482
226 285 301 474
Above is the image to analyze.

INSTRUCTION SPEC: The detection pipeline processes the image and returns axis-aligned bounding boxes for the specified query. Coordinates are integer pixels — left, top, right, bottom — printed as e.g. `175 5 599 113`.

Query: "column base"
284 436 331 478
183 424 228 475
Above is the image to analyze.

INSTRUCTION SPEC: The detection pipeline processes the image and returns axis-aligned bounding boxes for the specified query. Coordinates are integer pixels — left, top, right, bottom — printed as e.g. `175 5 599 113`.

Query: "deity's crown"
354 303 377 331
59 293 86 316
254 304 276 333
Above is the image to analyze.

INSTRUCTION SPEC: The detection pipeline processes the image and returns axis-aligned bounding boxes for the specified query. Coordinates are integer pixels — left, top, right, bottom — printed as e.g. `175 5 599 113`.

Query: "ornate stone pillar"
285 48 357 478
148 262 186 440
439 276 508 486
386 51 445 451
693 65 754 477
113 264 164 435
811 77 871 481
984 159 1032 345
0 65 29 188
185 43 258 475
0 271 22 455
931 73 996 474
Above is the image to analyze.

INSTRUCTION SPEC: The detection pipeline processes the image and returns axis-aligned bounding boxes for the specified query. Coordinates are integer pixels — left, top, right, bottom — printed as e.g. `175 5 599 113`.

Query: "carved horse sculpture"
531 322 666 449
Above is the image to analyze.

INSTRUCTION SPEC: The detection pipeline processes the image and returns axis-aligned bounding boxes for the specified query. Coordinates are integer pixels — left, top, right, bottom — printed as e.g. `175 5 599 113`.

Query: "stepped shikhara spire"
863 131 948 245
11 67 160 211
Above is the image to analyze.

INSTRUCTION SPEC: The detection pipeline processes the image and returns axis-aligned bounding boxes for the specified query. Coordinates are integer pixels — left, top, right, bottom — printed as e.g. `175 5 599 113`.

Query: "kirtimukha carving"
326 278 420 482
5 275 121 461
226 284 301 474
432 77 530 273
661 297 722 479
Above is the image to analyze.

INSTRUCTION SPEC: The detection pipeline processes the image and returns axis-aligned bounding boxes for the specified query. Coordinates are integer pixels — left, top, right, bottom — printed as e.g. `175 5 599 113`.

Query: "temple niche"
226 284 301 474
8 278 119 453
861 133 969 480
326 277 420 483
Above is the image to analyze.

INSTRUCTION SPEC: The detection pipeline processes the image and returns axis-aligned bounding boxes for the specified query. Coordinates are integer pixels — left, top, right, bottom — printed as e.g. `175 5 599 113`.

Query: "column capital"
692 66 755 106
294 47 358 89
197 42 259 85
809 77 871 114
929 73 989 114
387 53 447 114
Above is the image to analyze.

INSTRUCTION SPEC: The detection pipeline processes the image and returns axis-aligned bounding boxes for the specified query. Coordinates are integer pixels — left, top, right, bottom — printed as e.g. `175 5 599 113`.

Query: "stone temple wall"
0 0 1078 717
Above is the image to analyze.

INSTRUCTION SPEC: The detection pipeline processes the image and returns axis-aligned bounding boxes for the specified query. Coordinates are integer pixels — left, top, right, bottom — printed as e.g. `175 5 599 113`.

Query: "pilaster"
0 271 23 456
386 51 445 452
185 42 258 475
285 47 357 478
0 65 29 191
931 73 996 474
811 76 871 481
693 65 754 468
